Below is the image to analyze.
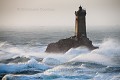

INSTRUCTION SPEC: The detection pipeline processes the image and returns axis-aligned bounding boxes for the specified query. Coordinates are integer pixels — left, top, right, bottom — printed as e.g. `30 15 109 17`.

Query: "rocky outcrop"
45 36 98 53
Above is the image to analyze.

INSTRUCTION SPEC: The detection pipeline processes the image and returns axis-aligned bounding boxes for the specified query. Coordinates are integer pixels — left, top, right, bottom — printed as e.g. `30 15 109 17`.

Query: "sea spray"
1 38 120 80
70 39 120 66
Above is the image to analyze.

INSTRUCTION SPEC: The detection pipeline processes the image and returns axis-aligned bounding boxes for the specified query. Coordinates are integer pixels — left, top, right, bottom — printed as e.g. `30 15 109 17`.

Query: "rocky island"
45 6 98 53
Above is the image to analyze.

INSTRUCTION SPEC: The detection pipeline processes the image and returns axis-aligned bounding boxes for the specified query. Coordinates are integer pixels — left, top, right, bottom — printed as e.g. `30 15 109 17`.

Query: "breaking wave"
0 38 120 80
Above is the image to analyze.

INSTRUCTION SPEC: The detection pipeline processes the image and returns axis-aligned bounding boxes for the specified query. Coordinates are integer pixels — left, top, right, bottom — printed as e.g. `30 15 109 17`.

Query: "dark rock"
45 36 98 53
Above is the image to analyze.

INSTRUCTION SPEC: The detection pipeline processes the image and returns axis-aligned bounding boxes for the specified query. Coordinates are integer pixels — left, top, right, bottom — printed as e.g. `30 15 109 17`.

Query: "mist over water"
0 28 120 80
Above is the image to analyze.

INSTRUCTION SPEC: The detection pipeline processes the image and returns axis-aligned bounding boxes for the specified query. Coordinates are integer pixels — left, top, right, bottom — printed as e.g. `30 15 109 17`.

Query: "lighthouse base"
45 36 98 53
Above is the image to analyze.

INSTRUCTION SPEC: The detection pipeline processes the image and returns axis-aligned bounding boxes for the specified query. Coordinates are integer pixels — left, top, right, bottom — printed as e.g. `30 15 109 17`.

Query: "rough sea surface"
0 28 120 80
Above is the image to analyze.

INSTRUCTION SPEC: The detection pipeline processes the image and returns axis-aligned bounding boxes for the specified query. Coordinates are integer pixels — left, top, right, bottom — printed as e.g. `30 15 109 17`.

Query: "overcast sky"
0 0 120 30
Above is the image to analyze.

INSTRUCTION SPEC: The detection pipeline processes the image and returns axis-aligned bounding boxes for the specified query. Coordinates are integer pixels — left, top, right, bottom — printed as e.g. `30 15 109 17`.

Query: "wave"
1 38 120 80
0 58 50 74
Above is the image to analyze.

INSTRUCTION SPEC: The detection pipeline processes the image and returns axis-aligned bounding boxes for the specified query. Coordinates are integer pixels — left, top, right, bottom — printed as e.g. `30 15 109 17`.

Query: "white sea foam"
1 39 120 66
42 58 62 66
1 38 120 80
70 39 120 66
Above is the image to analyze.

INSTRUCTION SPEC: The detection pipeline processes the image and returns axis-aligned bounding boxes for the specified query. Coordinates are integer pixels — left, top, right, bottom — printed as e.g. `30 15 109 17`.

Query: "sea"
0 27 120 80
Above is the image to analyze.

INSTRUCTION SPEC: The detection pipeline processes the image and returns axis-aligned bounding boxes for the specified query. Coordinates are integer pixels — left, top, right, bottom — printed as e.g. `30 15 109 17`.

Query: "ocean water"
0 28 120 80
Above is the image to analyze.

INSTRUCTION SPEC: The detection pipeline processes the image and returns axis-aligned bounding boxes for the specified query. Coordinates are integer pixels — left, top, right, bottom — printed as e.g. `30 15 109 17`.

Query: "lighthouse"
45 6 98 53
75 6 87 40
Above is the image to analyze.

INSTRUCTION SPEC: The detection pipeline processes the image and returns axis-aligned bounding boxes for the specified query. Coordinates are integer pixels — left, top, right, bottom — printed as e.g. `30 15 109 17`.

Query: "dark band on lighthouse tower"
75 6 87 40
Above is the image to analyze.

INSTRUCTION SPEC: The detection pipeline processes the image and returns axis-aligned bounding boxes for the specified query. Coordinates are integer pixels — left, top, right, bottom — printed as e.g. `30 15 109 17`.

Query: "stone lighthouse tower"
45 6 98 53
75 6 87 40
